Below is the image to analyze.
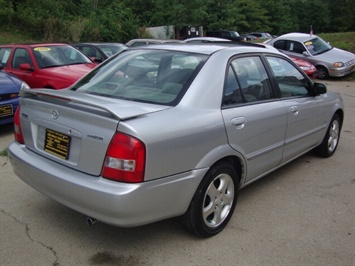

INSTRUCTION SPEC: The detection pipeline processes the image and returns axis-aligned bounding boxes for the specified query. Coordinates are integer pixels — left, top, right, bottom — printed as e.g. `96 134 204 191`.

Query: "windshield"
304 37 332 56
71 49 208 106
230 31 240 37
97 44 127 57
33 45 92 68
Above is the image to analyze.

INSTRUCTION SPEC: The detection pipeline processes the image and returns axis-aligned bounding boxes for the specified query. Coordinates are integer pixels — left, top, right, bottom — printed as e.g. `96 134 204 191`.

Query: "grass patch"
0 30 40 44
318 32 355 53
0 149 8 156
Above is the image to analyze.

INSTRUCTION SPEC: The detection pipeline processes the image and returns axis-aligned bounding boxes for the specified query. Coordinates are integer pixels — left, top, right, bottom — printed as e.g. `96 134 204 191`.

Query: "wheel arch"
207 155 245 189
315 65 329 78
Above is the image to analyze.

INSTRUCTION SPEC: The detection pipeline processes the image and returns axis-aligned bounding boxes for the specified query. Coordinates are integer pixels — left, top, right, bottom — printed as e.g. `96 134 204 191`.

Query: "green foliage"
0 149 7 157
318 32 355 53
0 0 354 42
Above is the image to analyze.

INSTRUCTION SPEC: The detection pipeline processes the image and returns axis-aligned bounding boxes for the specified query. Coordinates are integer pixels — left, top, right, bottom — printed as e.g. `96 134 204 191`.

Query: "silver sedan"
8 43 344 237
266 32 355 79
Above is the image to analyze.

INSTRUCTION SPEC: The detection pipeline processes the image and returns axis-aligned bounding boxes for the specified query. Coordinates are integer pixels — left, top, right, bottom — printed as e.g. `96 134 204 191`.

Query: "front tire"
315 114 341 157
182 162 239 237
316 66 329 79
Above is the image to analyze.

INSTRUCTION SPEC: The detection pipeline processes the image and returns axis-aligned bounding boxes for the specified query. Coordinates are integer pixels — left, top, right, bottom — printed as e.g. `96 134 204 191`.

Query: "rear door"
221 55 288 182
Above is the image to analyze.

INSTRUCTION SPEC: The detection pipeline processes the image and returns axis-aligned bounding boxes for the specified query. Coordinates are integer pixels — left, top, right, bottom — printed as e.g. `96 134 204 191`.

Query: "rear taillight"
102 133 146 183
14 107 24 144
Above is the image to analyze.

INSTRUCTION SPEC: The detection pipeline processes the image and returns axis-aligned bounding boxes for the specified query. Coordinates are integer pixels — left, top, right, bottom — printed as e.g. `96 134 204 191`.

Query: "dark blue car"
0 71 29 125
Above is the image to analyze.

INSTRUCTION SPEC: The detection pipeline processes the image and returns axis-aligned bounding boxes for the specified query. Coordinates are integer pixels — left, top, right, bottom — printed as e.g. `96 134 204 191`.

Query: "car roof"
129 42 282 56
274 32 316 42
0 43 69 48
184 37 231 43
73 42 126 46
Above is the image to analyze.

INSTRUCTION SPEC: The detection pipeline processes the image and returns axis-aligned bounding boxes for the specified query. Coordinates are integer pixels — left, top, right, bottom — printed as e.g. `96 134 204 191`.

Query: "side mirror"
302 51 310 57
19 63 33 71
310 82 327 96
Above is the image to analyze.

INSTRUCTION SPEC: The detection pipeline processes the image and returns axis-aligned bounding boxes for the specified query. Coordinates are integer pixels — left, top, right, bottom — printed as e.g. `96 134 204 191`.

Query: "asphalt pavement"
0 80 354 265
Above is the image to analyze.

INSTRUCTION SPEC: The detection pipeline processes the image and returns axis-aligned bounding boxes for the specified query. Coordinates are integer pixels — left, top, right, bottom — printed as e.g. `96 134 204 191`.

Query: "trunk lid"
19 89 170 176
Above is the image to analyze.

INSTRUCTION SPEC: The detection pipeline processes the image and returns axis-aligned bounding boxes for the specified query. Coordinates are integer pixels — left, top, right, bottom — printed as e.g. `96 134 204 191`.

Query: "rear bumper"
8 141 206 227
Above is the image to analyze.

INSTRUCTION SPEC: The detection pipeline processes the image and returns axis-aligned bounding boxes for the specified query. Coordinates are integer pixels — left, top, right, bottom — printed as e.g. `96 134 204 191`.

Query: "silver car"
266 32 355 79
8 43 344 237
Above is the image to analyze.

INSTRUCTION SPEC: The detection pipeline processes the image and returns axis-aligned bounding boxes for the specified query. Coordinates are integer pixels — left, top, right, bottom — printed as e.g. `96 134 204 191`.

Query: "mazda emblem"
51 110 59 119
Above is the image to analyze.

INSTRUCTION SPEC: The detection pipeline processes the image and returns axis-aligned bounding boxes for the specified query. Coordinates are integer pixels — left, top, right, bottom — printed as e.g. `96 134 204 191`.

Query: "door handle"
290 106 299 115
231 117 246 129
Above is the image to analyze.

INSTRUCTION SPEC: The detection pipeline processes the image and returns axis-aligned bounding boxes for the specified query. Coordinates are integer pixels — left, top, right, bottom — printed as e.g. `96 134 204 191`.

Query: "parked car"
290 56 318 78
265 32 355 79
239 34 257 42
72 42 127 62
247 32 273 40
125 39 182 47
0 71 29 125
183 38 316 77
0 43 97 89
205 30 244 41
8 43 344 237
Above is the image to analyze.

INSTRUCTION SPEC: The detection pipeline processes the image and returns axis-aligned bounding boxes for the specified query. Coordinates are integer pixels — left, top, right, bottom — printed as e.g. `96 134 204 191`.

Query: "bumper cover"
8 141 206 227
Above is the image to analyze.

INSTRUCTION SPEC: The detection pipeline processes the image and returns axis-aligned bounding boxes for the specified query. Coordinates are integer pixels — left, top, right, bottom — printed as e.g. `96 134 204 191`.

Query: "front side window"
266 56 309 98
223 56 274 106
12 48 33 69
72 49 207 106
274 40 287 50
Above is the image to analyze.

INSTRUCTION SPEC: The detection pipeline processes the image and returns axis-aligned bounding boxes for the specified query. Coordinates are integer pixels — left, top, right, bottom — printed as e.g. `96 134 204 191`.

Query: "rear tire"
315 114 341 157
182 161 239 237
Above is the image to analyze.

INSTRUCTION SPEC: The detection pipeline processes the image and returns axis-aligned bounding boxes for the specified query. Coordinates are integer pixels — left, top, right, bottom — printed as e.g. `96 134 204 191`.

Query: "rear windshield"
71 49 208 106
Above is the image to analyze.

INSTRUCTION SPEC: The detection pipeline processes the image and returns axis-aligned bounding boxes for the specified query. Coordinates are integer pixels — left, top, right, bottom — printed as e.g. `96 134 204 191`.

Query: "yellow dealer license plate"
0 104 13 117
44 129 71 160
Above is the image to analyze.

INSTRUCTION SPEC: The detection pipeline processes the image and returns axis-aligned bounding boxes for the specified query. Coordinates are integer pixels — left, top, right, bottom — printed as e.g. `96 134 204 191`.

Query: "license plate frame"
0 104 13 117
44 129 71 160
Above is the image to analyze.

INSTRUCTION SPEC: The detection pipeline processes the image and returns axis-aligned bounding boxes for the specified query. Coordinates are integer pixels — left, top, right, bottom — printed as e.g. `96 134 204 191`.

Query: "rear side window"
266 56 309 98
223 56 274 106
0 48 12 67
274 40 287 50
72 49 208 106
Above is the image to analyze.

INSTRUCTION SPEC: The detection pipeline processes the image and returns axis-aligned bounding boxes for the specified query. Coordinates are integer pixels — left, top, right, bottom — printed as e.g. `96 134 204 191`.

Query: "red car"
0 43 97 89
290 56 318 78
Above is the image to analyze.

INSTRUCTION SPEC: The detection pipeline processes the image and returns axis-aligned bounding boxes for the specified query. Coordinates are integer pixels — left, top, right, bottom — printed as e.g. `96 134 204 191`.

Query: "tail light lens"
14 107 24 144
102 133 146 183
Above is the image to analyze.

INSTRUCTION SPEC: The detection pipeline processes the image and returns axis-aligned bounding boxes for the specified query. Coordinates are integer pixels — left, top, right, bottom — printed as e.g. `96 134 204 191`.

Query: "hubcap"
202 173 234 228
328 120 339 153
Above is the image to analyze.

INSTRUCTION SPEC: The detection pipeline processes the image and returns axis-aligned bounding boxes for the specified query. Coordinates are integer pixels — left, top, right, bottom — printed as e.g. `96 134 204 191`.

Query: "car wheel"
182 161 239 237
316 66 329 79
315 114 341 157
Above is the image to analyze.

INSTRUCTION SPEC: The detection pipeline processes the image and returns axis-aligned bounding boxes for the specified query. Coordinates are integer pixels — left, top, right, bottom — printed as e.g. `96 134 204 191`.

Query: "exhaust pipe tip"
86 217 98 226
